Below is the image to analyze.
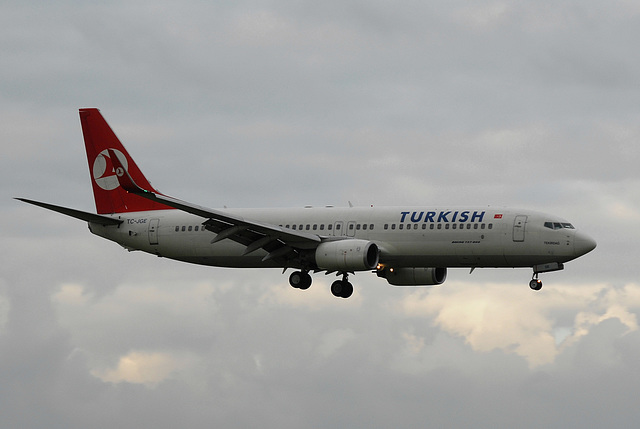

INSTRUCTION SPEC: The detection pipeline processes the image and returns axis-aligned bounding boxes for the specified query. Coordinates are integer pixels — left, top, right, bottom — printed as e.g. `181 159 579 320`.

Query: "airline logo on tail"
92 149 127 191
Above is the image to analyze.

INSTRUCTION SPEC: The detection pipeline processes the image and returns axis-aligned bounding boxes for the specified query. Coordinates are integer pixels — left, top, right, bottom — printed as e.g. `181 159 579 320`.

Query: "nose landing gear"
529 263 564 291
529 273 542 291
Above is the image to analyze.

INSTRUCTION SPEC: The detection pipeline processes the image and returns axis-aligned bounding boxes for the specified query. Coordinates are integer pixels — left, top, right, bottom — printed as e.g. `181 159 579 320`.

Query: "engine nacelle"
315 240 379 272
379 267 447 286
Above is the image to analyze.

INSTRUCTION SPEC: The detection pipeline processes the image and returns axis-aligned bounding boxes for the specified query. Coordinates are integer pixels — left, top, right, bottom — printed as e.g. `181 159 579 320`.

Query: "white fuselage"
89 206 595 270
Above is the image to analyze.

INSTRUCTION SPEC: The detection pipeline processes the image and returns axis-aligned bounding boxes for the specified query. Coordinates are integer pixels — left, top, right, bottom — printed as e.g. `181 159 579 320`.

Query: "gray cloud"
2 0 640 427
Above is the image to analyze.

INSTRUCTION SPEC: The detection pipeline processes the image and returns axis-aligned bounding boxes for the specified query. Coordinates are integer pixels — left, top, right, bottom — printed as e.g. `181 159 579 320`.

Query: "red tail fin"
80 108 172 214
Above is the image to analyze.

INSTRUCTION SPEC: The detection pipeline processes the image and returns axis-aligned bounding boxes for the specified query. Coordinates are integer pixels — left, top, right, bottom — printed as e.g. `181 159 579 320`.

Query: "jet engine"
315 240 379 272
378 267 447 286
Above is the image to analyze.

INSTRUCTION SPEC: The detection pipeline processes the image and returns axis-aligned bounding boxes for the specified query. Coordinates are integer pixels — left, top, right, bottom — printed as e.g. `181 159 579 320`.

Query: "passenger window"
195 226 199 231
474 224 478 230
384 224 389 230
306 225 310 230
349 224 354 230
430 224 435 230
488 224 493 230
181 226 186 232
370 224 374 230
175 226 179 232
391 224 396 230
422 224 426 229
452 224 457 230
313 225 317 230
328 224 333 230
292 225 297 230
399 224 404 230
437 224 442 230
356 224 361 230
362 224 367 230
467 224 471 230
188 226 193 231
320 225 324 230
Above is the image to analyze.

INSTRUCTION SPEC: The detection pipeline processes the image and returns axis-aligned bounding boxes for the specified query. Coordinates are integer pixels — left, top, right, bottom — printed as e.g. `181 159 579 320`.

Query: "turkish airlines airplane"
17 109 596 298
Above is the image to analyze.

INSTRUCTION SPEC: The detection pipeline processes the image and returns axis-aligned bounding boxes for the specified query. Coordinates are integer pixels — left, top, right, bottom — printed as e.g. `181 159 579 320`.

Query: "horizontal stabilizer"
15 198 123 225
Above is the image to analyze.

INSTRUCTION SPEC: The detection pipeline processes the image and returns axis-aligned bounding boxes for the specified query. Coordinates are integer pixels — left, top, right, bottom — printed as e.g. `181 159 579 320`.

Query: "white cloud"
54 283 90 306
399 282 640 368
567 284 640 344
92 350 184 386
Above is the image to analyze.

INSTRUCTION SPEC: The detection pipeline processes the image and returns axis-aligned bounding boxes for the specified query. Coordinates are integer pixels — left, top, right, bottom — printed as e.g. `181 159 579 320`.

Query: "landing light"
375 264 393 273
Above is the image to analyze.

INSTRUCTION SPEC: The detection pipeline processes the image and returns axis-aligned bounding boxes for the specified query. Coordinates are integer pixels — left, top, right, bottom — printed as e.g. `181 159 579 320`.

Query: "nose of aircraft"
574 231 597 257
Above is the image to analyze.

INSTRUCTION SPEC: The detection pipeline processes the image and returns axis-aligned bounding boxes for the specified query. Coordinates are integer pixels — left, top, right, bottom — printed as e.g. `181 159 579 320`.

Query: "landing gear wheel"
330 280 343 297
289 271 312 290
529 279 542 291
341 281 353 298
289 271 303 288
330 280 353 298
299 272 312 290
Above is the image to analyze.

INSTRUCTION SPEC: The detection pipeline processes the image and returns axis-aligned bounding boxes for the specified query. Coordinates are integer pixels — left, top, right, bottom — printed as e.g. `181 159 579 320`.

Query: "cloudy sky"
2 0 640 427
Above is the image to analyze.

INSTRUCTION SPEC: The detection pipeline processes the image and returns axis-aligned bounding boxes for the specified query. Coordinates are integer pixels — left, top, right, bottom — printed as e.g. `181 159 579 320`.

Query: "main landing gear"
288 270 353 298
330 274 353 299
529 273 542 291
288 270 312 290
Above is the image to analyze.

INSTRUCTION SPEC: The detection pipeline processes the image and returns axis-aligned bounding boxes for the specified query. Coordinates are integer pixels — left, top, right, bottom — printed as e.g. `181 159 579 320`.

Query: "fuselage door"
513 215 527 242
149 218 159 245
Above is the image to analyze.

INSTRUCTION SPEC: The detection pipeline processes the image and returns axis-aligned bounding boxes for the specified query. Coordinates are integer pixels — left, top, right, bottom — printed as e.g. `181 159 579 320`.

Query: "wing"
107 149 321 264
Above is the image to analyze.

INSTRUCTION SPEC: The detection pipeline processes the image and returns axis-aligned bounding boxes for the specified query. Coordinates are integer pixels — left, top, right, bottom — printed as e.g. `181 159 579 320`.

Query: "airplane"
16 108 597 298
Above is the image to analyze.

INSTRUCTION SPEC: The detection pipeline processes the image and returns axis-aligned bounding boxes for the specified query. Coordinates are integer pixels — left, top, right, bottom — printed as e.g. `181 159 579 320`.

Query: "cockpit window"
544 221 575 230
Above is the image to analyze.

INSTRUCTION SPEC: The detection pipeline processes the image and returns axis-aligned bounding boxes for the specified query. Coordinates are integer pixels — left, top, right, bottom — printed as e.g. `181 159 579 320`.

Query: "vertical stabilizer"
79 108 172 214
